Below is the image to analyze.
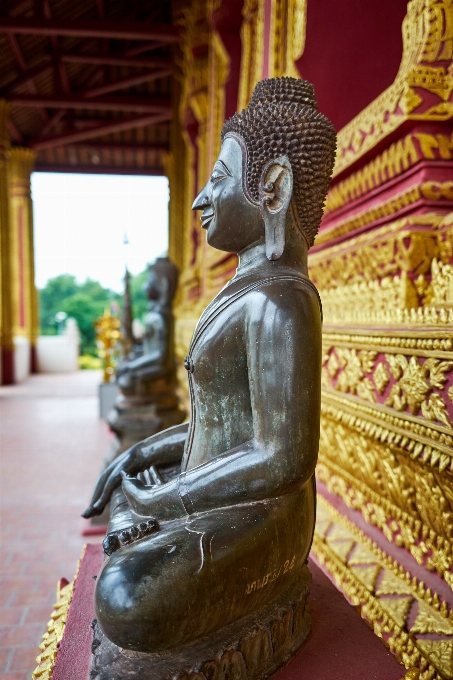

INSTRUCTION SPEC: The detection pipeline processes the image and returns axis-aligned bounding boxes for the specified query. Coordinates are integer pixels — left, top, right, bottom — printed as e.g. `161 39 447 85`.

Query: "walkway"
0 371 113 679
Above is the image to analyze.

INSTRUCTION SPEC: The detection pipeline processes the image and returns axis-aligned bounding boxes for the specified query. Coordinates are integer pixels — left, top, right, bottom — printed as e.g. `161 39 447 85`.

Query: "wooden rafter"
10 93 170 113
61 53 171 69
0 18 180 42
82 70 171 98
65 141 168 151
6 33 49 121
31 111 171 149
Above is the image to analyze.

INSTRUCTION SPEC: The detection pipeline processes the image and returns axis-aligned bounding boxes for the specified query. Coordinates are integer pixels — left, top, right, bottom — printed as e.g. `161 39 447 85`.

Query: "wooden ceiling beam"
42 0 71 95
62 53 171 69
10 93 170 113
6 33 49 122
34 164 164 176
82 70 171 98
65 141 168 151
4 58 53 96
31 111 171 149
38 108 68 137
7 119 23 143
7 34 28 71
0 18 180 42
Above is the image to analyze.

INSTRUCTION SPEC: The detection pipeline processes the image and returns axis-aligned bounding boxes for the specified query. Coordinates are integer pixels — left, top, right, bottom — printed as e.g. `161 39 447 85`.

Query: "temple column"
0 100 14 384
8 147 38 376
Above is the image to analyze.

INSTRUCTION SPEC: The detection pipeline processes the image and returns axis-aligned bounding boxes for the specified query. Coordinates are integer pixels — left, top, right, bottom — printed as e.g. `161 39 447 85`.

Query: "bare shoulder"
244 276 321 325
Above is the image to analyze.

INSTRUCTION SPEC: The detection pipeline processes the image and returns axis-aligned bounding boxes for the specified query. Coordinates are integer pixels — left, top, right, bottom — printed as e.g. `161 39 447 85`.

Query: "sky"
31 172 169 293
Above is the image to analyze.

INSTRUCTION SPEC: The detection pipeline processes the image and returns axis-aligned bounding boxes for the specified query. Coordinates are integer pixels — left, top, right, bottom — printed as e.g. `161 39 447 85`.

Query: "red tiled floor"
8 648 40 673
0 371 111 678
0 611 24 627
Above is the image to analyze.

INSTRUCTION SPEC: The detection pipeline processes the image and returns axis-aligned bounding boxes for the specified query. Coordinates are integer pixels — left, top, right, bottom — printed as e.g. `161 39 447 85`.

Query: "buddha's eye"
210 168 227 184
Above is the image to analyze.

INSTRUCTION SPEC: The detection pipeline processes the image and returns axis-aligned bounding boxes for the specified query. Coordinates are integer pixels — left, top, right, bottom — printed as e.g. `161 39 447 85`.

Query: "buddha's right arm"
82 422 188 518
121 281 322 521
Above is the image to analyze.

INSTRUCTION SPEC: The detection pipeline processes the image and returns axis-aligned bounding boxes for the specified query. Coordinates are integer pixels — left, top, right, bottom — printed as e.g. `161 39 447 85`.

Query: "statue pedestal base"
34 544 408 680
106 396 185 461
90 574 311 680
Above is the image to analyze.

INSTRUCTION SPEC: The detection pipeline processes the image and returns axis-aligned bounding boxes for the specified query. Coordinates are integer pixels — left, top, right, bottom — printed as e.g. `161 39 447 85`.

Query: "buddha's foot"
103 518 158 556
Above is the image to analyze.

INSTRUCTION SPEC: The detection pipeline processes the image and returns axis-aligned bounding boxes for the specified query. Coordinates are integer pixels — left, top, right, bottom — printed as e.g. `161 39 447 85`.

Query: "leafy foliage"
39 274 119 355
129 267 149 321
39 269 151 356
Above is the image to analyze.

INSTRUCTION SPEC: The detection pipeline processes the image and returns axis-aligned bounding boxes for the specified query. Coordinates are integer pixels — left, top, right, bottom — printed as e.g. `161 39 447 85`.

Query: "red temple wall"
297 0 409 131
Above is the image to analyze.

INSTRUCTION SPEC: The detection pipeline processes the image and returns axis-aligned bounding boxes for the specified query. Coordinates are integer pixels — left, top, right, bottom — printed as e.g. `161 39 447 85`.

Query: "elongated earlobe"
260 156 293 260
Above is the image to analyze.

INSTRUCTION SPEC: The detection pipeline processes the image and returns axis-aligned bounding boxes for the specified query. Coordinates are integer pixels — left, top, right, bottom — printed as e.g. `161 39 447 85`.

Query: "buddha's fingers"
122 477 155 517
92 460 129 514
82 465 114 517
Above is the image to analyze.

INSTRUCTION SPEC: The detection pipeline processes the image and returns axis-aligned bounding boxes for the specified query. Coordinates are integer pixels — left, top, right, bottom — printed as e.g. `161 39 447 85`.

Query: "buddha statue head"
144 256 178 308
193 77 336 262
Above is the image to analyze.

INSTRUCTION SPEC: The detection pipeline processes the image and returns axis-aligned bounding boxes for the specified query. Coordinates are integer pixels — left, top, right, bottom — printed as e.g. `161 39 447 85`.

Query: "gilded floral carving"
318 411 453 578
334 348 377 403
385 355 453 428
373 362 390 394
308 215 453 326
385 356 431 414
323 339 453 433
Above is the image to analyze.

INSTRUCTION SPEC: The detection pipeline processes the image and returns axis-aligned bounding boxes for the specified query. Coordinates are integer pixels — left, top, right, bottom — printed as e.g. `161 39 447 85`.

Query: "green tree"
130 267 150 321
39 274 78 334
39 274 119 355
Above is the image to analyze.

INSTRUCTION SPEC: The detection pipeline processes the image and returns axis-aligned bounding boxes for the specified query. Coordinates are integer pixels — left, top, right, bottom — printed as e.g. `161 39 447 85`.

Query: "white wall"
37 318 80 373
14 337 30 382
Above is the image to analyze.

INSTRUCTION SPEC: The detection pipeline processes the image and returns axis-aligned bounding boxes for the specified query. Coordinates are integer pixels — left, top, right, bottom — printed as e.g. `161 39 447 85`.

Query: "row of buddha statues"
83 76 337 679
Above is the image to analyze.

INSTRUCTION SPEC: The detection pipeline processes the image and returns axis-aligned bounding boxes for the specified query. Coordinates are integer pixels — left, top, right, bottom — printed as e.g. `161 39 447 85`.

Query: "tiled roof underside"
1 0 173 174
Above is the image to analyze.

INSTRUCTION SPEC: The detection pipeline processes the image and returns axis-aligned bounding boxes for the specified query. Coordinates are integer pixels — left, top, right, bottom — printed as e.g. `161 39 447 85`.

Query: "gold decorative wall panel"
307 2 453 674
334 0 453 178
309 214 453 325
170 1 453 673
314 498 453 679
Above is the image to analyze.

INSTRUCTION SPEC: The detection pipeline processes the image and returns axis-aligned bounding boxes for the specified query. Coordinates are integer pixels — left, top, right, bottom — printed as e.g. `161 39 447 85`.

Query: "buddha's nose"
192 185 210 211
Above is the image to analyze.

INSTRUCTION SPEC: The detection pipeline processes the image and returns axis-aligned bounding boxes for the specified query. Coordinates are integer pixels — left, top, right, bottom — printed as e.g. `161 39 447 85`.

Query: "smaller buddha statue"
107 257 185 457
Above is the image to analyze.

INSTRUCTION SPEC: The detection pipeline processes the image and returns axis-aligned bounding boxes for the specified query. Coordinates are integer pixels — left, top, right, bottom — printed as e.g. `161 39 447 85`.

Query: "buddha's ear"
259 156 293 261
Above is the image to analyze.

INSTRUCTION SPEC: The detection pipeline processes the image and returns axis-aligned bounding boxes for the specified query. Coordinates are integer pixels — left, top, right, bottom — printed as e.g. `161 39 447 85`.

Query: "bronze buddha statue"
84 77 336 677
107 257 185 457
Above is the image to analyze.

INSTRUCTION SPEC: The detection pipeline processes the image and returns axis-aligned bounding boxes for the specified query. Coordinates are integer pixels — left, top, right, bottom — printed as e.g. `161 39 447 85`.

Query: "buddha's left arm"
122 281 322 519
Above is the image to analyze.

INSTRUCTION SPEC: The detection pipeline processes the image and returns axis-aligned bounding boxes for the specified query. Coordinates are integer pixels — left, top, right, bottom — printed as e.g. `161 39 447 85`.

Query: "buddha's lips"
201 210 214 228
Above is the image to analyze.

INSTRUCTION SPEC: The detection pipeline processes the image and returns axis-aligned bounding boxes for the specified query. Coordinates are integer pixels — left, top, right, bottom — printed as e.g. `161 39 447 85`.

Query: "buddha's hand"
122 474 186 521
82 423 189 519
82 442 143 518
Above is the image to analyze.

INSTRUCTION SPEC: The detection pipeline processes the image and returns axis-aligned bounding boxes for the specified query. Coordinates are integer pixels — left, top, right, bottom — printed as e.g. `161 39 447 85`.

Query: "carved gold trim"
334 0 453 178
238 0 264 111
313 496 453 679
322 332 453 436
321 389 453 470
32 549 84 679
316 181 453 247
322 304 453 329
317 407 453 582
310 213 453 326
269 0 307 79
325 133 434 215
323 330 453 354
310 213 449 267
